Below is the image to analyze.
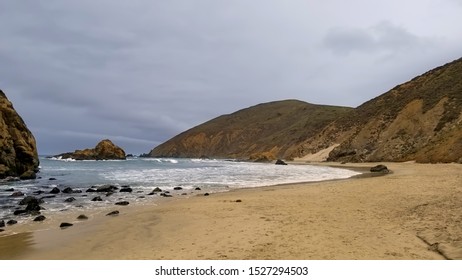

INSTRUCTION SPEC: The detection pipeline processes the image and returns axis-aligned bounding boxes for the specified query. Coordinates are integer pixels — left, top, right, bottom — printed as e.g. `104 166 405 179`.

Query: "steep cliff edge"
54 139 126 160
296 57 462 163
0 90 39 179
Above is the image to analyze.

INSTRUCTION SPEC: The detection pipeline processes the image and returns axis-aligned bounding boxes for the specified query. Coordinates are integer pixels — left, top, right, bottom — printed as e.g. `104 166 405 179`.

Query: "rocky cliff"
149 100 353 160
296 57 462 163
0 90 39 179
149 57 462 163
55 139 126 160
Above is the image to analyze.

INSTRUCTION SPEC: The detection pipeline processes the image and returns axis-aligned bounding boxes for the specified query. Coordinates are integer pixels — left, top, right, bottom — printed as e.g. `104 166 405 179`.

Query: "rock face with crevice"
0 90 39 179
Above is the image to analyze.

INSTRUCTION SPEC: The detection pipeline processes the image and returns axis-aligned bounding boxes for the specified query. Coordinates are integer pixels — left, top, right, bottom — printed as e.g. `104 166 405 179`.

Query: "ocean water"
0 157 360 223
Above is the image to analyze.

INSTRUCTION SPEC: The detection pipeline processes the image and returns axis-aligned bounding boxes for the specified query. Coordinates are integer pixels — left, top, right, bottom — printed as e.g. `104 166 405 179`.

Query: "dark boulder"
195 187 202 191
14 209 27 215
33 215 46 222
91 196 103 202
60 222 73 228
96 185 118 192
106 210 119 216
0 220 4 227
62 187 74 194
275 159 288 165
173 187 183 191
10 191 25 197
7 220 17 225
119 187 133 193
64 197 76 203
5 188 15 192
50 187 60 194
370 164 389 173
115 201 129 206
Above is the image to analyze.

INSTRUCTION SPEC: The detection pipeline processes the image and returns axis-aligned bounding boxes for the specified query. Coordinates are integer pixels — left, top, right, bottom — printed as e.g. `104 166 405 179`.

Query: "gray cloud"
1 1 462 155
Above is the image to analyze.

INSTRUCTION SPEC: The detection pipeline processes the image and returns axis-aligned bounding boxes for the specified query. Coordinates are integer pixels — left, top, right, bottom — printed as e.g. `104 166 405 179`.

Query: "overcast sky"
1 0 461 155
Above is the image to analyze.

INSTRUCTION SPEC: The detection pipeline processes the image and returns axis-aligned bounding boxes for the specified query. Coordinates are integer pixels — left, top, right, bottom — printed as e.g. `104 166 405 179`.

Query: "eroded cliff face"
297 57 462 163
54 139 126 160
0 90 39 179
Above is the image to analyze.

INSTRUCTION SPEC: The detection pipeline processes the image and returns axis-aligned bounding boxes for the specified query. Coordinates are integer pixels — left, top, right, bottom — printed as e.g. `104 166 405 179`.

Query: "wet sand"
1 162 461 260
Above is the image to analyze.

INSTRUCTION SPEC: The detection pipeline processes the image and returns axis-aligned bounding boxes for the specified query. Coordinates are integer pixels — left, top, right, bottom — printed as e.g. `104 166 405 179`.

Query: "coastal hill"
296 57 462 163
149 57 462 163
149 100 353 160
54 139 126 160
0 90 39 179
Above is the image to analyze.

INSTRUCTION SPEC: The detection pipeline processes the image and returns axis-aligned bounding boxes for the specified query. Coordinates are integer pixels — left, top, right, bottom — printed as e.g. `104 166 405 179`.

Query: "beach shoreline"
1 162 461 260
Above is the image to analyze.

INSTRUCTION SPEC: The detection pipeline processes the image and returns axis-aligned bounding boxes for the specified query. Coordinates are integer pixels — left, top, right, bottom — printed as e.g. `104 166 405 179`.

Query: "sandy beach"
0 162 461 260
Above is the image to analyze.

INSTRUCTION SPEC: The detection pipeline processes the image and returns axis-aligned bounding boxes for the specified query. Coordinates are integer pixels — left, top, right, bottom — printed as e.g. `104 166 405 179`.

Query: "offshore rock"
0 90 40 179
54 139 126 160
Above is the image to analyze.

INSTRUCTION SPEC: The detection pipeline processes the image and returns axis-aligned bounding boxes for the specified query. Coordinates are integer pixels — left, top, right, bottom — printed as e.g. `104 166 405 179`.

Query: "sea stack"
54 139 126 160
0 90 40 179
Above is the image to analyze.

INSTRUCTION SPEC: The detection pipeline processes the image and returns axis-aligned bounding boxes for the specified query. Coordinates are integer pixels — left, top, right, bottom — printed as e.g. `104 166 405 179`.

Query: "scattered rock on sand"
195 187 201 191
370 164 389 173
106 210 120 216
33 215 46 222
204 193 210 196
60 222 73 228
115 201 129 206
77 215 88 220
174 187 183 190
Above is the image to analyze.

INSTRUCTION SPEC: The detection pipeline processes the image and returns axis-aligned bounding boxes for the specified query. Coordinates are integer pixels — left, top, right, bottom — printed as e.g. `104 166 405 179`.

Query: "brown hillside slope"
149 100 353 160
296 57 462 163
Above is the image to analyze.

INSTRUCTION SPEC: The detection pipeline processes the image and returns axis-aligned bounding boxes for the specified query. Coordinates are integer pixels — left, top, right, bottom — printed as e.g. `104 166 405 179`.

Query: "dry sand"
0 162 461 260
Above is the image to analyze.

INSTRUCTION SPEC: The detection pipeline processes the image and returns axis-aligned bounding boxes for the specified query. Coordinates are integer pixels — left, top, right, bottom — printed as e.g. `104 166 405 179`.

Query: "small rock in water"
5 188 15 192
33 190 45 195
194 187 201 191
115 201 129 206
152 187 162 193
50 187 60 194
7 220 18 225
14 209 27 216
0 220 5 227
62 187 74 194
10 191 25 197
64 197 76 203
204 193 210 196
49 178 57 181
60 222 73 228
86 188 97 193
275 159 288 165
119 187 133 193
33 215 46 222
174 187 183 191
91 196 103 202
160 193 172 197
106 210 120 216
77 214 88 220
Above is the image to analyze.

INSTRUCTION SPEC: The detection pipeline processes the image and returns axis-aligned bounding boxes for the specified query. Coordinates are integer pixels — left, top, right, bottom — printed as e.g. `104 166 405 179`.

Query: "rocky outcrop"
54 139 126 160
0 90 39 179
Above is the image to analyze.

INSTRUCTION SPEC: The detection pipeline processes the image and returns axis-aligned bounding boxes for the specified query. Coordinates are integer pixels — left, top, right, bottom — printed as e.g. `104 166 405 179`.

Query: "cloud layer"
1 0 461 154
